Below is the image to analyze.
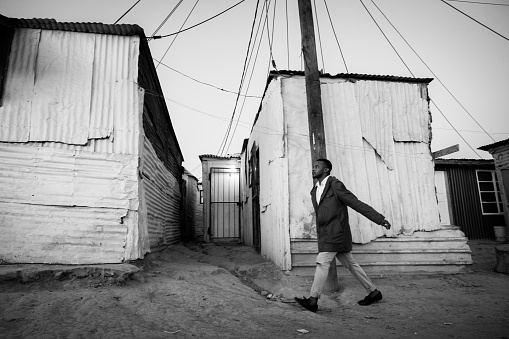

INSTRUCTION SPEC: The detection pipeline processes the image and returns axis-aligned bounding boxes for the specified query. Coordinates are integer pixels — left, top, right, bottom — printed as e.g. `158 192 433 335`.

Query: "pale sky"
2 0 508 179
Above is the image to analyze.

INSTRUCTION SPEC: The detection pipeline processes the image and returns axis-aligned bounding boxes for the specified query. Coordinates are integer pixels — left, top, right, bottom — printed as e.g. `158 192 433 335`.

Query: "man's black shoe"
294 297 318 312
358 289 383 306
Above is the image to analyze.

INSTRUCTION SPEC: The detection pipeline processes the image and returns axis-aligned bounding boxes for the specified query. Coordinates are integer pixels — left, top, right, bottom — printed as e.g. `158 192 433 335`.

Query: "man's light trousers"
310 251 377 298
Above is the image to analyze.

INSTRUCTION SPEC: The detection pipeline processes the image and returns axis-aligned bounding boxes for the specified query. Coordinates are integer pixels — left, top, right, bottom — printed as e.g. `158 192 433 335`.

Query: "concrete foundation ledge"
0 264 141 284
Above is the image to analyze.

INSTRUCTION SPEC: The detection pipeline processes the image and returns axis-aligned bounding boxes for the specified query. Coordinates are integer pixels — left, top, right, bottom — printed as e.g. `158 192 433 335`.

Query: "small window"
476 170 503 215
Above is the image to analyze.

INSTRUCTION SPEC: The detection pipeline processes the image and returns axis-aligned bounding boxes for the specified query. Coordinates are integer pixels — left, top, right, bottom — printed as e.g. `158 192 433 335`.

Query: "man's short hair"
317 158 332 173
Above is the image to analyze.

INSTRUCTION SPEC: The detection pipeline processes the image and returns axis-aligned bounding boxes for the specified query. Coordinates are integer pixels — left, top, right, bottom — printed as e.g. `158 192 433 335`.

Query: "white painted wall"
241 78 292 270
282 76 440 244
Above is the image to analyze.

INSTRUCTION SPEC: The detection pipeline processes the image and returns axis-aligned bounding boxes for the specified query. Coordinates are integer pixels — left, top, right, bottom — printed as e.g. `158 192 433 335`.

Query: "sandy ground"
0 240 508 339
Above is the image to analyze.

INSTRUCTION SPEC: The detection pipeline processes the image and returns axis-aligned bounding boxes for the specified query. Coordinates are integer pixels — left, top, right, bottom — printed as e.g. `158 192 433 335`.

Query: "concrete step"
291 239 471 252
292 251 472 267
290 263 469 276
289 226 473 275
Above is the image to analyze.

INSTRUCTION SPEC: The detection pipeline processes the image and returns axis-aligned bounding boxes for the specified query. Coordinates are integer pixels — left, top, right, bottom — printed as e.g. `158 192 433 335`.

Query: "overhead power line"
156 0 200 69
140 85 447 161
431 100 483 157
313 0 326 72
446 0 509 6
154 59 261 98
440 0 509 42
359 0 414 76
285 0 290 69
149 0 184 41
361 0 489 158
114 0 142 24
150 0 247 40
218 0 261 156
225 0 274 154
370 0 496 145
323 0 349 72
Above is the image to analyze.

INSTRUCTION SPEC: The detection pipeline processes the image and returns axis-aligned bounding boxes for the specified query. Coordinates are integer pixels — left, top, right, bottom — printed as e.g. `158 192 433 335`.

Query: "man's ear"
324 168 330 173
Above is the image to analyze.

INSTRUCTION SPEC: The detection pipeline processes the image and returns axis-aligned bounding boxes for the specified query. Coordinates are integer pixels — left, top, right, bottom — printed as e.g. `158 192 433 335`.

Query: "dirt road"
1 241 508 338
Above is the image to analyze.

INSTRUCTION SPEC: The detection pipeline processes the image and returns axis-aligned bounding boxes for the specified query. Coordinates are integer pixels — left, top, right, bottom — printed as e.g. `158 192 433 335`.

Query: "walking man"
295 158 392 312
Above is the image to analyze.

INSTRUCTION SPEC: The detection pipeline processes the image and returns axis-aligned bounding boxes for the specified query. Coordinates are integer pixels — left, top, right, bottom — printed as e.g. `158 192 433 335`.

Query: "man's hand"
381 220 391 230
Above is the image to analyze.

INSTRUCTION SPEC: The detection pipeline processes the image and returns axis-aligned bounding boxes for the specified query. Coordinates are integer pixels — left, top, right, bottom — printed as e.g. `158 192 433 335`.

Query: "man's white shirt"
315 175 330 205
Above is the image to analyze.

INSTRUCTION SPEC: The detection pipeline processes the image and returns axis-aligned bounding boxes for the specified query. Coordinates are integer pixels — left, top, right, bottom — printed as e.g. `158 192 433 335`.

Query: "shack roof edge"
0 14 146 37
478 138 509 152
268 70 433 84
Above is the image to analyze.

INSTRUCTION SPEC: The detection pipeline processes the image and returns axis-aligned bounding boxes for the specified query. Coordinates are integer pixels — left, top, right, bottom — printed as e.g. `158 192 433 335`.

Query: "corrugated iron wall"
0 144 139 264
445 166 503 239
181 173 201 241
137 37 183 180
139 137 181 251
0 26 184 263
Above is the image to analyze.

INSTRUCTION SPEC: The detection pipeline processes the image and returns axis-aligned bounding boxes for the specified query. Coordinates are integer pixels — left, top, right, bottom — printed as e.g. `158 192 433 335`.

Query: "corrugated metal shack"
435 158 505 240
0 16 184 264
240 71 472 274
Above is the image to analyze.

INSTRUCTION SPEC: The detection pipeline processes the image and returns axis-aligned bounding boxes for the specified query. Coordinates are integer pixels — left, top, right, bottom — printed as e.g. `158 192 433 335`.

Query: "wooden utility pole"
298 0 327 163
297 0 338 293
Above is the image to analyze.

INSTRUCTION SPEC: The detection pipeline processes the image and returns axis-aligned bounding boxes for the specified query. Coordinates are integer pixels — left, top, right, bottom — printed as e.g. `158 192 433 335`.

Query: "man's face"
312 161 329 179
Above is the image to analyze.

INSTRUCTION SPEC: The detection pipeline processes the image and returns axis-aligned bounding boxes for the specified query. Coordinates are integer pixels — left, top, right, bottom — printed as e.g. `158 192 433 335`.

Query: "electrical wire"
114 0 142 24
264 0 277 71
323 0 349 72
218 0 261 156
225 0 271 154
150 0 247 40
154 59 262 98
156 0 200 69
359 0 415 77
140 86 448 161
431 100 482 157
149 0 184 41
434 128 509 135
370 0 496 144
312 0 326 72
440 0 509 42
285 0 290 69
445 0 509 6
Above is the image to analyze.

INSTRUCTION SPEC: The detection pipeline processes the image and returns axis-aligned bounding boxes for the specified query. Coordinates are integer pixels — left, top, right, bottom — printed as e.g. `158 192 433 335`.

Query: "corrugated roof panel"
30 29 95 144
0 28 39 142
12 17 145 38
270 70 433 84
